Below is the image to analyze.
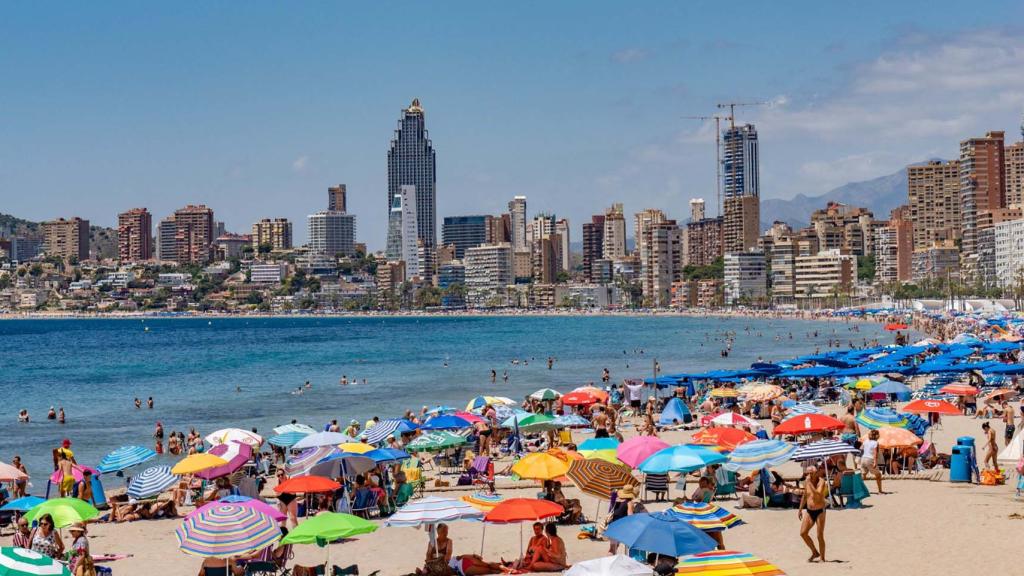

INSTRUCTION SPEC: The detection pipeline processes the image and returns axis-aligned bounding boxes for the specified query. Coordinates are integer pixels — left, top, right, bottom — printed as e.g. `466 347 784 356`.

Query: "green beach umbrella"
502 413 561 433
529 388 561 401
281 513 377 570
24 498 99 529
406 431 467 453
0 547 70 576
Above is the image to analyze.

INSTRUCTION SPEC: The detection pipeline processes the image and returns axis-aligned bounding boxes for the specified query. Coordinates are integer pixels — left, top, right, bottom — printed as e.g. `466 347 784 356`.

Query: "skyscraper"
41 217 89 261
722 124 761 254
328 184 347 213
582 215 605 283
908 160 962 251
602 203 627 260
554 218 571 273
388 99 436 250
690 199 706 222
173 205 215 265
442 215 489 259
509 196 527 252
960 131 1006 269
384 185 420 277
157 216 177 262
1006 123 1024 209
634 209 667 272
308 210 356 258
118 208 152 263
251 218 293 251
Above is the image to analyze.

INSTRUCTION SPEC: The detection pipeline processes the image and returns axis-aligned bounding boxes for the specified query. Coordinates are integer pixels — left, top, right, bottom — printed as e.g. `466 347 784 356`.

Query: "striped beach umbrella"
273 423 317 435
666 502 745 532
363 418 419 445
175 503 281 558
405 431 467 453
127 465 179 499
285 446 338 477
638 445 727 474
190 496 286 522
196 441 253 480
723 439 795 472
97 445 157 473
460 491 505 512
385 496 483 527
856 408 910 430
791 439 861 462
204 428 263 447
0 547 70 576
709 388 739 398
787 402 822 415
709 412 762 430
566 459 638 500
292 432 354 451
267 431 310 448
676 549 786 575
529 388 562 401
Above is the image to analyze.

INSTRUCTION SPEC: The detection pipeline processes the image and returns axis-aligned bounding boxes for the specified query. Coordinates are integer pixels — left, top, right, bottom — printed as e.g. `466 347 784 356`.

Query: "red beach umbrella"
484 498 563 523
939 384 979 396
772 414 845 436
902 399 961 415
274 475 341 494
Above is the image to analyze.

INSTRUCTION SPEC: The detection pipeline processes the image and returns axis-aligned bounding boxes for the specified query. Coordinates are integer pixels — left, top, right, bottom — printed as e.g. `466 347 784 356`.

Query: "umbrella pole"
480 522 486 557
519 522 523 560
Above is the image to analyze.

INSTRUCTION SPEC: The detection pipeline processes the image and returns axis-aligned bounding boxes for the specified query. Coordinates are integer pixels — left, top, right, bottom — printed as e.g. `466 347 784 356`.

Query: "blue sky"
2 2 1024 249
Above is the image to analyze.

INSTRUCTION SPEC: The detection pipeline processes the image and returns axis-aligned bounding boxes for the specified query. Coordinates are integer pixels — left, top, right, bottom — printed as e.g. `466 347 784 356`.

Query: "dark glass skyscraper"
387 98 437 249
442 215 488 259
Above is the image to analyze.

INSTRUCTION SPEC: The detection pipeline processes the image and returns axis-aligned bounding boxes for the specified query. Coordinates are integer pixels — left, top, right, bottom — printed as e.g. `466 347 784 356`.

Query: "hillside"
760 166 911 229
0 212 118 259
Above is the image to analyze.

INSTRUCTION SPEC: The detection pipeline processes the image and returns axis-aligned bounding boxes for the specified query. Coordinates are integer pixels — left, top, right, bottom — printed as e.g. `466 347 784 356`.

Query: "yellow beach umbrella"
854 379 876 391
171 453 228 475
710 388 739 398
338 442 374 454
579 449 624 466
511 452 570 480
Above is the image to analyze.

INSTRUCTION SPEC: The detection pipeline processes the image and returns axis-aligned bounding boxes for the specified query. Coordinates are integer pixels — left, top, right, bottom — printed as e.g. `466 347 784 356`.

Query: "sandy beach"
34 400 1019 576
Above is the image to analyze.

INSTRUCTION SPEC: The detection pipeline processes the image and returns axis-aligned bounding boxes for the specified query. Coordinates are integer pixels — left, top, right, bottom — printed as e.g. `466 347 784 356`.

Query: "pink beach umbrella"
0 462 28 482
195 441 253 480
49 464 98 485
616 436 670 469
454 411 485 425
188 496 286 522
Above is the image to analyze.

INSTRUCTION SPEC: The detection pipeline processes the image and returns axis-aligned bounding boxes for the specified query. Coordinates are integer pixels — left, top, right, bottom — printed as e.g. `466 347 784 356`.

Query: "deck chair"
350 489 376 518
243 562 278 576
714 468 738 500
643 473 669 501
202 568 229 576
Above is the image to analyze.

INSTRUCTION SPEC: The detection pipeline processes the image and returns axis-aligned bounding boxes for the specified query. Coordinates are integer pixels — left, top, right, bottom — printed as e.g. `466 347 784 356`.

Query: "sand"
16 403 1023 576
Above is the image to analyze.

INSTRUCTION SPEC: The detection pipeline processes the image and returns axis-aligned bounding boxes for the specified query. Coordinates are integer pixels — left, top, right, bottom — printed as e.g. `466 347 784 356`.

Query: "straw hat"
68 522 87 533
618 485 637 500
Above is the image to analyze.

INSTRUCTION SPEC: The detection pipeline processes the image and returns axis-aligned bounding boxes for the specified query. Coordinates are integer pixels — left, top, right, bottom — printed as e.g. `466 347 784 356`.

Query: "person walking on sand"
798 465 828 563
860 429 884 494
1002 402 1016 446
982 422 999 470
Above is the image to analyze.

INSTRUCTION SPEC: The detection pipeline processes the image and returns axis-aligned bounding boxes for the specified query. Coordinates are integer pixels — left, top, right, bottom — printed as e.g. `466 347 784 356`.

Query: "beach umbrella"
981 388 1015 402
579 438 620 452
564 555 654 576
638 445 727 474
573 386 610 400
24 498 98 528
849 378 876 391
420 414 473 430
48 465 98 487
292 431 354 451
885 323 909 331
405 431 467 453
604 512 717 558
96 445 156 474
939 384 980 396
386 496 484 527
176 503 280 558
554 414 592 428
502 413 559 433
791 439 861 462
617 436 671 468
863 427 922 449
190 496 286 522
196 441 253 480
530 388 562 401
724 439 795 472
676 550 786 575
454 411 486 425
285 446 338 478
0 547 70 576
171 453 228 476
772 414 845 436
268 431 309 448
460 491 505 512
204 428 262 447
0 463 28 483
274 475 341 494
362 418 419 445
742 385 783 402
425 405 458 416
511 453 570 480
364 448 410 463
126 465 178 499
856 408 910 430
273 423 317 435
466 396 514 412
902 399 961 415
337 442 374 454
691 428 756 451
787 402 822 415
869 380 911 395
666 502 745 532
709 412 762 430
709 388 739 398
0 497 45 512
283 512 377 544
310 453 376 478
566 459 638 500
562 390 602 406
484 498 562 523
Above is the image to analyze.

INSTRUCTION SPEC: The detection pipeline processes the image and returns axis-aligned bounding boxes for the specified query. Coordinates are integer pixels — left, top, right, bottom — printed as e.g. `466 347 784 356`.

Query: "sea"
0 315 897 481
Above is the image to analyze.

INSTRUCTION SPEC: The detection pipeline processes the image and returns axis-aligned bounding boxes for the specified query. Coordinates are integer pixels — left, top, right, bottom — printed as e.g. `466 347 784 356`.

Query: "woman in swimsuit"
798 465 828 562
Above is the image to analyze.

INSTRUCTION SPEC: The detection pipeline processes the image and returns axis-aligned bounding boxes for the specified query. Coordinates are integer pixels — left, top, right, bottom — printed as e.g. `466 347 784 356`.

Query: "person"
11 456 27 498
58 407 66 424
134 398 142 409
416 522 453 576
55 438 76 466
76 469 94 504
57 451 75 497
344 419 360 438
982 422 999 470
277 492 298 529
606 485 637 554
551 481 583 524
687 477 714 503
591 407 609 438
625 380 645 414
67 522 93 576
840 406 859 444
1003 404 1016 446
798 465 828 563
860 429 883 494
29 513 64 560
523 523 567 572
198 556 242 576
154 421 165 455
147 396 154 409
12 516 31 548
512 523 547 570
47 406 56 420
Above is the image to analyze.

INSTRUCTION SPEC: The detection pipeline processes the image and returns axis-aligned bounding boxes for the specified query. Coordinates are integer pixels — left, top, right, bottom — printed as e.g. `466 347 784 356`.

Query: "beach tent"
657 398 693 426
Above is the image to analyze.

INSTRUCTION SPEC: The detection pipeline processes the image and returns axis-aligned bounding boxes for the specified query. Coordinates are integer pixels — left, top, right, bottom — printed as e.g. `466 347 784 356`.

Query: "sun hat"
618 485 637 500
68 522 87 533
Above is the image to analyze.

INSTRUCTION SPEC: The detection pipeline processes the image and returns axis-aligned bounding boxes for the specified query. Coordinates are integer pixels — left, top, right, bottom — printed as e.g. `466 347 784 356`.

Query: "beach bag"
981 469 1006 486
1016 457 1024 476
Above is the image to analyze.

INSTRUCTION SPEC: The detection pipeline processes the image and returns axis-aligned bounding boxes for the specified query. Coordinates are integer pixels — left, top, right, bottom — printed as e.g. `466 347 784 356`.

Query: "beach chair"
643 473 669 501
351 489 380 519
243 562 280 576
714 468 738 500
202 568 229 576
838 473 870 508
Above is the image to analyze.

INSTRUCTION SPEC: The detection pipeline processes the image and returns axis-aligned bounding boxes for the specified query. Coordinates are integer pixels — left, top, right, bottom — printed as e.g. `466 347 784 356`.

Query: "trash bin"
950 445 971 482
957 436 975 448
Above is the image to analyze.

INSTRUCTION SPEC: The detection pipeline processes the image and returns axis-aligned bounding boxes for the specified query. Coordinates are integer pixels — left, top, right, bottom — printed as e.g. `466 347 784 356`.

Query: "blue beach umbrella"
268 431 309 448
777 366 836 378
723 439 795 472
856 407 910 430
791 439 861 462
869 380 912 395
788 402 822 415
0 496 45 511
363 418 420 445
420 414 473 430
553 414 591 428
638 445 727 474
364 448 410 463
127 465 179 499
578 438 620 452
97 445 157 474
426 405 458 416
604 512 718 557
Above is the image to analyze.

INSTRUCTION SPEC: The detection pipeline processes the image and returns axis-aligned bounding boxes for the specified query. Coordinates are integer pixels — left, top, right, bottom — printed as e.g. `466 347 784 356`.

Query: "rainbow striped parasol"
667 502 745 532
460 491 505 512
723 439 795 472
175 504 281 558
676 549 785 575
856 407 909 430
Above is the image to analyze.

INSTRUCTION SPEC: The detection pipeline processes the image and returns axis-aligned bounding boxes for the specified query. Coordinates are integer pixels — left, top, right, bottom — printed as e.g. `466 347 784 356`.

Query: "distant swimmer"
340 375 349 386
147 397 154 409
134 398 142 409
304 381 312 390
18 409 28 423
236 385 242 393
47 407 56 420
547 357 554 370
491 370 497 383
58 407 65 424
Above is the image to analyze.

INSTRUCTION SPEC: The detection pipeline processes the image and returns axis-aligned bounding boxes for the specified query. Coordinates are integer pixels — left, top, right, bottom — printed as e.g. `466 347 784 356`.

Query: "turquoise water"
0 315 893 480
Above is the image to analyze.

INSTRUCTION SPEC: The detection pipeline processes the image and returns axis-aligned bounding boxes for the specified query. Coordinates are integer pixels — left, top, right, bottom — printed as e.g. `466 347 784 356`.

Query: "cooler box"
950 445 971 482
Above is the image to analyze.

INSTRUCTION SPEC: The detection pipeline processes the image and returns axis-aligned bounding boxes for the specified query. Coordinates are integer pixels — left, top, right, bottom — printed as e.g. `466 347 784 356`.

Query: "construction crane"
682 115 728 216
716 100 769 128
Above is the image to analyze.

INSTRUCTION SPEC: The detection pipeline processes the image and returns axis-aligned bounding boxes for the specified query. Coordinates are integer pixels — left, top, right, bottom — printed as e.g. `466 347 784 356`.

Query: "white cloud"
291 156 309 173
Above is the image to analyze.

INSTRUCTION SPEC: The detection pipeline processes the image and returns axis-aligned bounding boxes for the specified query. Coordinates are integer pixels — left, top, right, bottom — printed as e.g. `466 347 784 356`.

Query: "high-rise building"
640 221 684 306
529 214 556 245
874 206 913 285
1006 137 1024 209
508 196 527 252
690 199 706 222
41 217 89 261
156 216 177 261
908 160 962 250
308 210 357 258
554 218 571 273
994 217 1024 287
960 131 1007 273
794 249 854 299
251 218 293 252
912 241 960 283
724 251 768 305
634 209 667 269
686 216 723 267
808 202 877 256
582 215 605 283
723 196 760 254
602 203 627 260
388 99 436 250
173 205 215 265
465 243 513 307
442 215 488 259
531 236 559 284
117 208 152 263
722 124 760 199
485 214 511 244
328 184 347 213
383 185 420 277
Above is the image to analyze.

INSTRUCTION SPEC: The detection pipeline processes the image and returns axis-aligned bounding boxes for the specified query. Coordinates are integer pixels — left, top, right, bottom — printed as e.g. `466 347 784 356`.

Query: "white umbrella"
384 496 483 527
205 428 263 447
565 555 654 576
709 412 762 431
292 431 354 451
273 423 317 435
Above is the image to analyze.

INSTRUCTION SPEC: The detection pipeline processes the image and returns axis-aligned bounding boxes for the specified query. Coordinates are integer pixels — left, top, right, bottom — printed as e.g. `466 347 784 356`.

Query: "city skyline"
3 2 1024 250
